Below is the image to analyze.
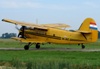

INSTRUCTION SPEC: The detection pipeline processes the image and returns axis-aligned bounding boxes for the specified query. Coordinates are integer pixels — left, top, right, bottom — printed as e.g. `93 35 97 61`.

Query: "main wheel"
82 45 85 49
36 43 40 49
24 45 29 50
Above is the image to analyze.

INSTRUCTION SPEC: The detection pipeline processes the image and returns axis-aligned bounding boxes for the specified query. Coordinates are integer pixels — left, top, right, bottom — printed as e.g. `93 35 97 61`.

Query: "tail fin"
79 18 98 42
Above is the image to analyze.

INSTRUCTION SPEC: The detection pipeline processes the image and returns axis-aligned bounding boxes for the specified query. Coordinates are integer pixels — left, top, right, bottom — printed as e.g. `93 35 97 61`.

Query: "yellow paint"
2 18 98 45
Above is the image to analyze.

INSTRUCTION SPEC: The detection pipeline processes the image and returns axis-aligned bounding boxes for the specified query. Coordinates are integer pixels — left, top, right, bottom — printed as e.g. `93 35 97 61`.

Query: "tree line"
0 33 17 38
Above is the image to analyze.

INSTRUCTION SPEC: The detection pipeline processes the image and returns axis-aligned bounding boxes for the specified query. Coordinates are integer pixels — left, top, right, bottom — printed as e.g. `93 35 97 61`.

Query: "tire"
82 45 85 49
24 45 29 50
36 43 40 49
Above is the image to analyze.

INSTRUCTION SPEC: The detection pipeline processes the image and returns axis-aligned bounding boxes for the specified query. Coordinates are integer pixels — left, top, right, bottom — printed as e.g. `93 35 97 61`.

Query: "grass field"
0 39 100 69
0 39 100 49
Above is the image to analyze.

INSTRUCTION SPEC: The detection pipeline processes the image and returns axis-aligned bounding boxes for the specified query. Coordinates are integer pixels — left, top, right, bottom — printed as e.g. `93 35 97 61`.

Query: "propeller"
21 26 25 38
17 26 25 38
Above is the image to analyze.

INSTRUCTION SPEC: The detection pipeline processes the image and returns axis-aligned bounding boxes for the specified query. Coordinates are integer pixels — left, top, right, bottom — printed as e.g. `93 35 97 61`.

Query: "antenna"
36 18 38 24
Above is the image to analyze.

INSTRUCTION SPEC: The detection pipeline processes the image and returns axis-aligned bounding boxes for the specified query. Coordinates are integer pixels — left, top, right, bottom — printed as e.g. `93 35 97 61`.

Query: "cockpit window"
20 26 29 30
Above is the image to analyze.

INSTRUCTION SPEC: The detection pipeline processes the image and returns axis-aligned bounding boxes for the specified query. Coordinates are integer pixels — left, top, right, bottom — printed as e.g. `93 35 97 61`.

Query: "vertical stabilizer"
79 18 98 42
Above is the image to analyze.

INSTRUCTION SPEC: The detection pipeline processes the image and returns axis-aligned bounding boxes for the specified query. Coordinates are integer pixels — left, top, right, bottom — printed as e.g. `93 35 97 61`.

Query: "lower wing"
12 37 46 43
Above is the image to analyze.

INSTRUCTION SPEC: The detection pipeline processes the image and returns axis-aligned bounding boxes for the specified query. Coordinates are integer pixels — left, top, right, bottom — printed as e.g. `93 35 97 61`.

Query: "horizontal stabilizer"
76 30 91 34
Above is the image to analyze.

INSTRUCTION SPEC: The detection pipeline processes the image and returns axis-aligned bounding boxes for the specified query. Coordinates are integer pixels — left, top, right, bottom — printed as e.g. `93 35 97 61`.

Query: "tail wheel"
36 43 40 49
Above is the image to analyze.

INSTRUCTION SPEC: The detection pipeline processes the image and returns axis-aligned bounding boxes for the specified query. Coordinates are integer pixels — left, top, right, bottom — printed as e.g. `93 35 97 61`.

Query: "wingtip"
2 19 4 21
2 19 8 22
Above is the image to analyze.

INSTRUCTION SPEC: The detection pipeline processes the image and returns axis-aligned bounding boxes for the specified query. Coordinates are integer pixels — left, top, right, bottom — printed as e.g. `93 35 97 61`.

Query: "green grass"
0 39 100 69
0 51 100 69
0 39 100 49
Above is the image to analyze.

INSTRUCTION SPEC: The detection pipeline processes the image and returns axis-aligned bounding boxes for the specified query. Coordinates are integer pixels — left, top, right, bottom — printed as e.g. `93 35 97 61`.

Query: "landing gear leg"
81 44 85 49
36 43 40 49
24 42 31 50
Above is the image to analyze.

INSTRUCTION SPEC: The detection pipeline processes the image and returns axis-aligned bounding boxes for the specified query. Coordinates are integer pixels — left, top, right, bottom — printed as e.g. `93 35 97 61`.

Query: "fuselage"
19 27 92 44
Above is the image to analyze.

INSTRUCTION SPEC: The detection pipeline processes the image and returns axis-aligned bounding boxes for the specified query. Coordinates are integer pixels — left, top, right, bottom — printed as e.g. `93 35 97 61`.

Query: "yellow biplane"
2 18 98 50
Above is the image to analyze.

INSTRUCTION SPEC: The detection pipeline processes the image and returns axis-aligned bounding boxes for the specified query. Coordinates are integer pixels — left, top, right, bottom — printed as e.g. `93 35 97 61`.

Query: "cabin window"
65 38 69 40
62 38 64 40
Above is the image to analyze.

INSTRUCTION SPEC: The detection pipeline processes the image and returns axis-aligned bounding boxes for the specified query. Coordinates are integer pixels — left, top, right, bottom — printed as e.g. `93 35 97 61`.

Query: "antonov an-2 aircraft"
2 18 98 50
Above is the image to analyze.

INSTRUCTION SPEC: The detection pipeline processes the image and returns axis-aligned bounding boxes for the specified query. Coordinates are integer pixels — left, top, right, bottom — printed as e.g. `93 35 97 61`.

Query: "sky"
0 0 100 36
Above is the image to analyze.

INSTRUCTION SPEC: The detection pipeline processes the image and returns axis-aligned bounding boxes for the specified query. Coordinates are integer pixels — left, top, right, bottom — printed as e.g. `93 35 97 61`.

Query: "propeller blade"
21 26 25 38
17 26 25 38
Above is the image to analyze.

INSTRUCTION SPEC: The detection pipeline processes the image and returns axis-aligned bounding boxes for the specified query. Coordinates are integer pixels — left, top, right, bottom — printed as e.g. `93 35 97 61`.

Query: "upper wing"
2 18 70 30
2 19 47 30
41 23 70 29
